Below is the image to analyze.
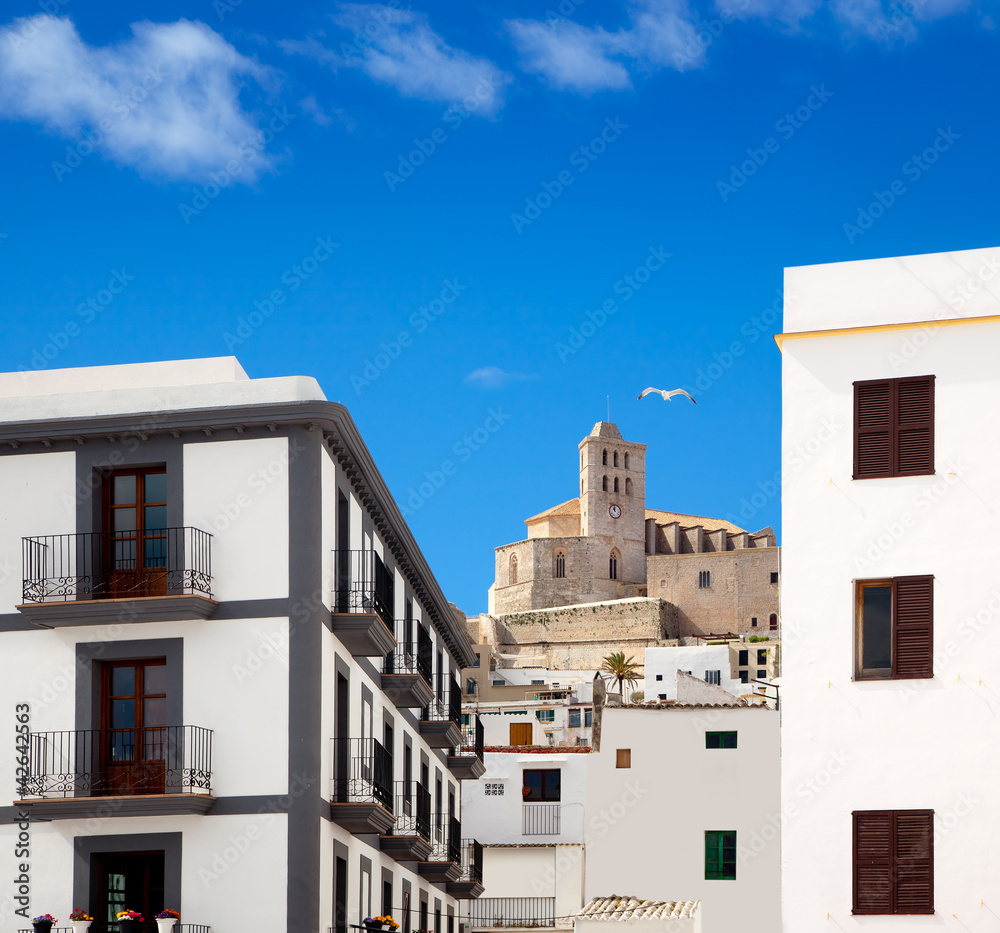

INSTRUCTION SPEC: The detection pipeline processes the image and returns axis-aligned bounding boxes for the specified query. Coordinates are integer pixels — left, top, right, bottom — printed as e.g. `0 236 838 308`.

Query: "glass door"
104 469 168 597
100 661 167 796
92 851 165 933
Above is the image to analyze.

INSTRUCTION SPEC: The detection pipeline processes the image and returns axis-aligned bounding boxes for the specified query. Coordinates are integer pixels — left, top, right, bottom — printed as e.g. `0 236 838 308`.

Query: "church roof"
524 499 750 536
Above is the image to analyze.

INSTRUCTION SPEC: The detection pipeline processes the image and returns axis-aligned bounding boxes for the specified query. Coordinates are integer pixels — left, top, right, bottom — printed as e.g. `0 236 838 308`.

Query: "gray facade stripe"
75 638 183 732
285 427 325 933
73 832 182 922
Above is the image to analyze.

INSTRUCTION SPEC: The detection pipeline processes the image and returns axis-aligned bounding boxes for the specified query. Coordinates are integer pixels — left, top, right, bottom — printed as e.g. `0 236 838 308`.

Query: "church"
487 422 779 640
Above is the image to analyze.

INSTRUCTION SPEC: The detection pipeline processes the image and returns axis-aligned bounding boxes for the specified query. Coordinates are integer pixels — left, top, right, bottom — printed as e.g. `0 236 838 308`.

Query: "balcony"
331 550 396 657
382 646 435 709
447 838 485 898
420 676 463 748
18 927 213 933
467 898 557 929
448 715 486 780
418 815 463 884
15 725 214 819
330 737 394 834
380 781 432 863
522 803 561 836
19 528 215 626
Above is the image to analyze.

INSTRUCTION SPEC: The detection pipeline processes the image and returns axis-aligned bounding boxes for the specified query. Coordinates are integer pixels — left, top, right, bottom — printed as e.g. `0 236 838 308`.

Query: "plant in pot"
378 917 400 931
156 909 181 933
363 917 384 930
31 914 57 933
116 909 144 933
70 908 94 932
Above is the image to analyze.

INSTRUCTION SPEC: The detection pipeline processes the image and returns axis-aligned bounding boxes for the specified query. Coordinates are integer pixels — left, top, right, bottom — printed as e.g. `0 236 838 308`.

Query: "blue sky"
0 0 996 612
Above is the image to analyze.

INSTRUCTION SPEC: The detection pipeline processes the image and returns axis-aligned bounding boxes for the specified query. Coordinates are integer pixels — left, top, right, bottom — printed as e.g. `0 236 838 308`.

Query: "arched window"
624 452 630 470
625 478 633 496
602 475 608 492
554 548 567 579
602 449 608 466
613 451 619 468
769 613 778 631
609 548 620 580
509 554 518 586
613 477 619 493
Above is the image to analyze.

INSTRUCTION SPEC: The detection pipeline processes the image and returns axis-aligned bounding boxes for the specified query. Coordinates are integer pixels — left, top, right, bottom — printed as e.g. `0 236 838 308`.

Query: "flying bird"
637 387 697 404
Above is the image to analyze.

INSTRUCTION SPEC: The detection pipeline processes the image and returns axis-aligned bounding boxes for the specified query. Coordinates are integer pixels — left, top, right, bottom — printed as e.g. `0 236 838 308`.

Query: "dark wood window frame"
853 809 934 915
522 768 561 801
853 376 935 479
855 576 934 681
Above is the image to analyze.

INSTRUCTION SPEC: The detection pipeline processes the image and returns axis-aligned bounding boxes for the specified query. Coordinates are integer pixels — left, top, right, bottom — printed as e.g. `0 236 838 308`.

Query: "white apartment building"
643 644 776 704
0 359 484 933
780 245 1000 927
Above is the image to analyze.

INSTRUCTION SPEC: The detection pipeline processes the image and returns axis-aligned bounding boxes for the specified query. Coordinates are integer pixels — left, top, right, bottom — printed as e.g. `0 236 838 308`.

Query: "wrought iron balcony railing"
417 623 433 683
423 674 462 726
522 803 561 836
392 780 432 839
332 549 394 631
331 737 393 811
22 528 213 603
19 726 213 799
427 814 462 864
457 837 484 884
456 715 485 762
467 898 556 928
19 926 213 933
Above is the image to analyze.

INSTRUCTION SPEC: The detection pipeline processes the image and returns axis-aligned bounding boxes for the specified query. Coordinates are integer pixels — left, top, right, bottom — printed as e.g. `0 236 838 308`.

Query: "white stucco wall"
643 646 742 700
781 246 1000 930
586 707 778 933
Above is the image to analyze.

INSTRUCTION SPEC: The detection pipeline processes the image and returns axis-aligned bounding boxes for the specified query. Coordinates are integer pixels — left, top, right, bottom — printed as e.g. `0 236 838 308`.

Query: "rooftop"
576 896 701 921
524 498 754 537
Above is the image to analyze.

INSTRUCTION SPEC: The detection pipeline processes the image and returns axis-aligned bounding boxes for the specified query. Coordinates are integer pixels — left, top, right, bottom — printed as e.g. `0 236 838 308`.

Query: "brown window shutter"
854 380 893 479
893 811 934 914
895 377 934 476
854 810 893 914
892 576 933 679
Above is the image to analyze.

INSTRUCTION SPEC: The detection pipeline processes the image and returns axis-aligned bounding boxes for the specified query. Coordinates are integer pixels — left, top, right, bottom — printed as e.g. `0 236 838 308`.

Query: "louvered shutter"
895 377 934 476
894 811 934 914
854 811 893 914
892 576 933 679
854 380 893 478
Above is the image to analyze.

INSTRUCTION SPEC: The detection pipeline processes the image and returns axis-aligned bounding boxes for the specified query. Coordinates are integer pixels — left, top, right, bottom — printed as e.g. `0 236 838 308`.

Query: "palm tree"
602 651 641 698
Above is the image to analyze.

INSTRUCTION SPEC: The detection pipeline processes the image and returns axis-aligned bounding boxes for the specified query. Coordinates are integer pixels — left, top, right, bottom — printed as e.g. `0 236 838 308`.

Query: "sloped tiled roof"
525 499 581 524
524 498 750 537
576 896 701 921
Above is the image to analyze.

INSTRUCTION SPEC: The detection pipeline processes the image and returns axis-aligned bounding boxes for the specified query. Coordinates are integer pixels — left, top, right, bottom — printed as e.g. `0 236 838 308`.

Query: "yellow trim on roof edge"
773 313 1000 351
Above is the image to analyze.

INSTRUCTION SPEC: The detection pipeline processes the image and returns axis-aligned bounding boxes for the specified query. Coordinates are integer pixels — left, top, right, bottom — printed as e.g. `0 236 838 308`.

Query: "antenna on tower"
607 395 610 422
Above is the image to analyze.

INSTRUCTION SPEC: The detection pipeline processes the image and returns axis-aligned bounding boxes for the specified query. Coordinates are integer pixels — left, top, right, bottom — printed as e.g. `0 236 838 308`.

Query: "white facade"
585 706 779 933
0 359 481 933
780 246 1000 928
643 646 743 701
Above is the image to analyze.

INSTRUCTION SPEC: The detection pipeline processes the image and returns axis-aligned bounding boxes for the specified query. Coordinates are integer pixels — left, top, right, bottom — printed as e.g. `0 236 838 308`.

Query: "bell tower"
578 422 646 544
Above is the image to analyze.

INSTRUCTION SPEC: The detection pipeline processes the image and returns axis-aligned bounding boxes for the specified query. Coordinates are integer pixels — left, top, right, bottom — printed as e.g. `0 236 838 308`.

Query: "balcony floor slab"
17 595 217 627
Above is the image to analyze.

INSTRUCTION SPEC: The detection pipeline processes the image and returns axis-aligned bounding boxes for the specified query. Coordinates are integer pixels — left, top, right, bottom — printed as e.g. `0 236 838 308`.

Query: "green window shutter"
705 831 737 880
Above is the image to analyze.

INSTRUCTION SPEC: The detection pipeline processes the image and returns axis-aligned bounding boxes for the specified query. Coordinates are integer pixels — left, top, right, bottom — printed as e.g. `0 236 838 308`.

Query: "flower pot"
157 920 177 933
32 923 53 933
118 920 143 933
71 923 92 933
363 923 385 931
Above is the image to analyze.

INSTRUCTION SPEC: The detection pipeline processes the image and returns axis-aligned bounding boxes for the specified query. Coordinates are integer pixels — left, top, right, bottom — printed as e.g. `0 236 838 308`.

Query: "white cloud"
465 366 538 388
0 15 277 182
508 0 704 93
283 4 509 115
719 0 970 36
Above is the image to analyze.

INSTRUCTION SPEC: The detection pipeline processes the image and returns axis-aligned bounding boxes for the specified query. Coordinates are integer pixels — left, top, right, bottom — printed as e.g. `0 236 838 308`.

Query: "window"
854 376 934 479
101 659 168 794
568 709 581 727
625 478 633 496
613 477 619 493
616 749 631 769
575 737 589 747
104 468 169 597
523 769 561 801
466 678 477 695
751 617 758 628
757 649 767 665
705 670 721 686
705 831 737 880
602 449 608 466
757 670 766 678
853 810 933 914
739 671 749 684
609 549 619 581
658 693 667 700
536 709 555 723
554 548 566 579
769 613 778 631
613 451 619 467
472 653 480 668
584 709 592 726
624 452 630 470
509 554 518 586
655 673 663 681
857 576 933 680
738 650 748 666
602 475 608 492
699 570 710 588
705 731 737 749
770 572 779 584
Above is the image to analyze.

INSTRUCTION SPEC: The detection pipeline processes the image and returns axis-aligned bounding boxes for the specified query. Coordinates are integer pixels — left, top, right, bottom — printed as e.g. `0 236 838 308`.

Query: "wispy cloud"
465 366 539 388
720 0 971 35
282 4 510 115
0 15 276 182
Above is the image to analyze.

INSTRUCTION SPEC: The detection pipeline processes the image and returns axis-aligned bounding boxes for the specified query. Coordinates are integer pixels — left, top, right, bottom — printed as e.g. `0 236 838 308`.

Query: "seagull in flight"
637 387 697 404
